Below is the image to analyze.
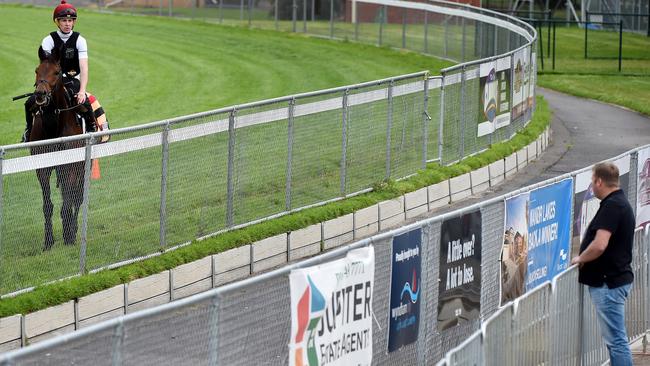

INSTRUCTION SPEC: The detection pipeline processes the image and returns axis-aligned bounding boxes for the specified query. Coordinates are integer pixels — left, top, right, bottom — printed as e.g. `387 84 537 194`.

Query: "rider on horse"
23 0 100 142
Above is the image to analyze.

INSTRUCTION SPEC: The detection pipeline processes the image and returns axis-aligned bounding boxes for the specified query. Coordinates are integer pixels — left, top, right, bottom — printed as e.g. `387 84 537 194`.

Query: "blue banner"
388 228 422 353
501 178 573 304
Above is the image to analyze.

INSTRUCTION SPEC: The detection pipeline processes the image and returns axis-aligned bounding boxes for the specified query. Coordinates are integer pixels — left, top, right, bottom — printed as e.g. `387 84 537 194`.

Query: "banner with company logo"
500 178 573 305
636 147 650 228
289 246 375 366
512 47 528 120
388 228 422 352
477 58 511 137
438 210 482 331
572 155 631 248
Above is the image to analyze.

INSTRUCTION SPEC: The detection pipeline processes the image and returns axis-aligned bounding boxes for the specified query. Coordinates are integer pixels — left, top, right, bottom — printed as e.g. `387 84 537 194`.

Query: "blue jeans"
588 283 633 366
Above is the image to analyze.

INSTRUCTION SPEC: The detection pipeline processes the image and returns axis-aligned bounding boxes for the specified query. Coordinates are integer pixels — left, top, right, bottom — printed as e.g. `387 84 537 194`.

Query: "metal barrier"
0 0 536 296
441 225 650 365
0 141 647 363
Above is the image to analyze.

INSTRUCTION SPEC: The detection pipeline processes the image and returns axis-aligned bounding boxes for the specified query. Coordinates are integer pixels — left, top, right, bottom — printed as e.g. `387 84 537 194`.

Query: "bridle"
33 63 82 115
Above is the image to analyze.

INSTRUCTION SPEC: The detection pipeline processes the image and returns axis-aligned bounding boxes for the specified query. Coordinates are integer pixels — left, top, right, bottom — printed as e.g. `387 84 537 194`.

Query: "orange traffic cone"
91 159 101 180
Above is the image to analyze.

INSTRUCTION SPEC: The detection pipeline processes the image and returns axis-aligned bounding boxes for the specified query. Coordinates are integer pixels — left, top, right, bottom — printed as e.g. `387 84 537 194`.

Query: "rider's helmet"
53 1 77 21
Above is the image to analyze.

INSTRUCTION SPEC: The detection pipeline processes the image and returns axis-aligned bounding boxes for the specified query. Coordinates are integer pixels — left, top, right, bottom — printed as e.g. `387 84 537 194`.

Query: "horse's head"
34 46 63 107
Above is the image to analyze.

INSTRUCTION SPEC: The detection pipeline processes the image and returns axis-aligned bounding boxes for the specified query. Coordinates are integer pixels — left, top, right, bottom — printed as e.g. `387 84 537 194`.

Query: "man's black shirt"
579 189 635 288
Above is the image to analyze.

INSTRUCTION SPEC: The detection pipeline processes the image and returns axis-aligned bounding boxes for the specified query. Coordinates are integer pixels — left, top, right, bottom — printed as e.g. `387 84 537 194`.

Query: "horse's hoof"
43 241 54 251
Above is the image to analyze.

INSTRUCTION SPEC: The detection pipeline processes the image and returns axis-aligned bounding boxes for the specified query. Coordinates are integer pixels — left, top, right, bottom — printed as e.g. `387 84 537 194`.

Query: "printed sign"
500 179 573 305
572 155 631 249
388 228 422 352
512 47 528 120
637 147 650 228
477 59 511 137
438 210 482 331
289 246 375 366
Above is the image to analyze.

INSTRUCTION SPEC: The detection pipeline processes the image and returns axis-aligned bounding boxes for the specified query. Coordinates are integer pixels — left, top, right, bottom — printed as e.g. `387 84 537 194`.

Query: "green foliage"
0 96 550 318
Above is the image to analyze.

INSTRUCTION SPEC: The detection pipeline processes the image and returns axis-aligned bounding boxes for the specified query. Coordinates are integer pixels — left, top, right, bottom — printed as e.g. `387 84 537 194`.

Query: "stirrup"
21 130 29 143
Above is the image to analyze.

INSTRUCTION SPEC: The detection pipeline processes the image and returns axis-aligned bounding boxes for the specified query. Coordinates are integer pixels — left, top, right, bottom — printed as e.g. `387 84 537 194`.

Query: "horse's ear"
50 45 62 63
38 46 49 62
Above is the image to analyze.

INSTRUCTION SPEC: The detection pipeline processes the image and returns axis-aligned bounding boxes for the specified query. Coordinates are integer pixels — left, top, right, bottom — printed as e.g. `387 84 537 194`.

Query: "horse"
29 46 92 250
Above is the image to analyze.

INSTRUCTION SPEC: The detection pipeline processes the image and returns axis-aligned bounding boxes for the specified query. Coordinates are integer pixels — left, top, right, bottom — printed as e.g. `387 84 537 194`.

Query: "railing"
1 148 647 364
439 225 649 365
0 0 536 296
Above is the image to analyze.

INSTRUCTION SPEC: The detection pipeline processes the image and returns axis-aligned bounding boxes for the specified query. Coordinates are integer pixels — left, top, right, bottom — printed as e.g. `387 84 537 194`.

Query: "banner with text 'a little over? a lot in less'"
438 210 482 331
289 246 375 366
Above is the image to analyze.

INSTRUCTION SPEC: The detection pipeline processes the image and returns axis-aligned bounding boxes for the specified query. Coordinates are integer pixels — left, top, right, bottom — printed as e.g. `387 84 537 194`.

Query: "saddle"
61 81 110 142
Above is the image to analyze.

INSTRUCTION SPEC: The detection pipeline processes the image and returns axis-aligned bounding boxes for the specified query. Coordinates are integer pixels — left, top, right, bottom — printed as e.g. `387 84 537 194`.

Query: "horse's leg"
60 162 85 245
37 168 54 250
58 164 75 245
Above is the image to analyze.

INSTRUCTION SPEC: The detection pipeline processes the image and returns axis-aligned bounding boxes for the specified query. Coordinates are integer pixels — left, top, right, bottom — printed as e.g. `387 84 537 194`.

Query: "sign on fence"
573 155 630 247
388 228 422 352
512 47 529 120
438 210 482 331
477 59 511 137
289 246 375 366
500 178 573 305
636 147 650 228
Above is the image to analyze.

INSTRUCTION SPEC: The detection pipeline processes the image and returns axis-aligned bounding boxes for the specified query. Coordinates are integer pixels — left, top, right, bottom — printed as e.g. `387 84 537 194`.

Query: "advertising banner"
637 147 650 228
438 210 482 331
500 179 573 305
477 58 512 137
388 228 422 352
512 47 528 120
572 155 631 248
289 246 375 366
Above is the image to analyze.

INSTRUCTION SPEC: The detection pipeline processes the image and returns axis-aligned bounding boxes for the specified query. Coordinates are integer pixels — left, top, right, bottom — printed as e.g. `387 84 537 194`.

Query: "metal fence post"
159 122 170 250
402 8 407 49
494 24 499 56
585 18 589 59
508 53 515 139
619 20 623 72
552 21 556 70
111 320 124 366
240 0 244 21
292 0 297 32
340 89 349 196
226 109 236 228
379 6 385 46
274 0 278 30
385 80 394 179
438 74 445 162
207 295 220 365
422 76 430 169
461 17 466 62
79 136 94 275
329 0 334 39
248 0 253 27
459 66 466 160
285 99 295 211
424 11 428 54
444 16 449 58
303 0 307 32
219 0 223 23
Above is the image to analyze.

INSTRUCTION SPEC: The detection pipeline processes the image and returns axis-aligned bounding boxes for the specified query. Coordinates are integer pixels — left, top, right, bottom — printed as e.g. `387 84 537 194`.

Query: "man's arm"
571 229 612 266
77 58 88 104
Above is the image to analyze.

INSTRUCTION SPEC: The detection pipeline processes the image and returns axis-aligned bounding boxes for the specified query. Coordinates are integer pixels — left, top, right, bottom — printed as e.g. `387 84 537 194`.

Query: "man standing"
571 162 636 366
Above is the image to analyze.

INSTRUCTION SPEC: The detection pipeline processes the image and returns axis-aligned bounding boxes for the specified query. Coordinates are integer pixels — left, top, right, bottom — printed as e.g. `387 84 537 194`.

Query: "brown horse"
29 46 90 250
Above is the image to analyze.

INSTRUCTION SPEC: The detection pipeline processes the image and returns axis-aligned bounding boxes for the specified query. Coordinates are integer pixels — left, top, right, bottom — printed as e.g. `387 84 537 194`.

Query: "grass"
535 25 650 116
0 95 551 318
0 4 453 146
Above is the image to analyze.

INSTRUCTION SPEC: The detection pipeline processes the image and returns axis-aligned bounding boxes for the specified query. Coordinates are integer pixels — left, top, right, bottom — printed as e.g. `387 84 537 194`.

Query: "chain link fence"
1 145 648 365
0 0 536 297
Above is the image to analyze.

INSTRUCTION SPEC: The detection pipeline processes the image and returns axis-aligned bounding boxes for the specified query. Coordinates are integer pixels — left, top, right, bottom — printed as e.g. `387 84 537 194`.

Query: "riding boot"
23 95 36 142
82 100 96 133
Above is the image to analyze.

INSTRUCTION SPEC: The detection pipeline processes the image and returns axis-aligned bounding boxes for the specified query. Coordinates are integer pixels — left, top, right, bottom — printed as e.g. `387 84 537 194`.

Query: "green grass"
536 25 650 116
0 95 550 318
0 4 453 146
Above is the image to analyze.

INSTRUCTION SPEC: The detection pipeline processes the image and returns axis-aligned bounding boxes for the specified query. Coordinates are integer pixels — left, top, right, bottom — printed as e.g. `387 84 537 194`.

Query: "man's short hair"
593 162 620 188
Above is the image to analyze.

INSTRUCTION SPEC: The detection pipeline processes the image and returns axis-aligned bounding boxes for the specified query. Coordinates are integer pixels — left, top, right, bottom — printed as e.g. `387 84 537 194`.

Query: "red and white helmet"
53 1 77 21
